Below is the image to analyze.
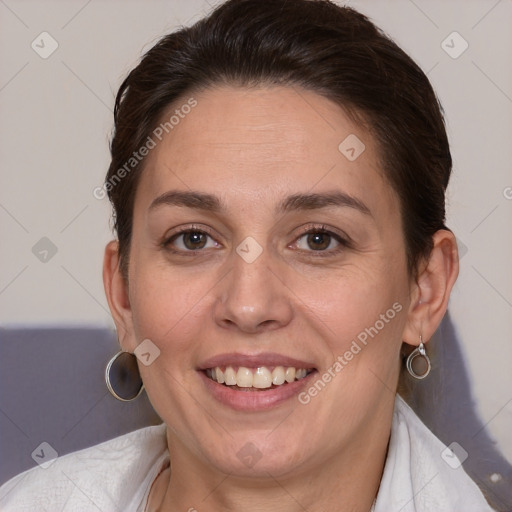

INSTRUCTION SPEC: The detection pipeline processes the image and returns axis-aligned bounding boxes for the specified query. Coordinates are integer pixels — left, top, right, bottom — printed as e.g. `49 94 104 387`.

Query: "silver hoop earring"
105 351 144 401
406 337 431 380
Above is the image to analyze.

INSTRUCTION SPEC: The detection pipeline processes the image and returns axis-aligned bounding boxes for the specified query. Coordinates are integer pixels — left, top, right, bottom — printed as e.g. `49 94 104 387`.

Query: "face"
117 85 414 478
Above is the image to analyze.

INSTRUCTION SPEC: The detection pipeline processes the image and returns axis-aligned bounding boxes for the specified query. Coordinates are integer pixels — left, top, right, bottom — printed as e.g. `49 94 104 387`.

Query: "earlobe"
402 229 459 346
103 240 134 350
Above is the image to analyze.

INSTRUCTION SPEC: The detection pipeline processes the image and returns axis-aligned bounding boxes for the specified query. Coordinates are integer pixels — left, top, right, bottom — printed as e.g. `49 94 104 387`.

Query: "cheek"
300 255 406 321
315 287 404 361
126 264 216 424
128 258 215 354
294 273 407 421
289 253 409 375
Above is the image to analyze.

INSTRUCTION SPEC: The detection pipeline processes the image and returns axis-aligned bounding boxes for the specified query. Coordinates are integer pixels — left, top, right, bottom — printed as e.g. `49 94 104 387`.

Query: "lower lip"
198 370 317 411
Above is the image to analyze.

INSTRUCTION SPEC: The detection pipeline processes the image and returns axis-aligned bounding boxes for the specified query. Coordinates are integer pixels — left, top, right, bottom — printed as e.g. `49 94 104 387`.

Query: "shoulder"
375 395 495 512
0 423 168 512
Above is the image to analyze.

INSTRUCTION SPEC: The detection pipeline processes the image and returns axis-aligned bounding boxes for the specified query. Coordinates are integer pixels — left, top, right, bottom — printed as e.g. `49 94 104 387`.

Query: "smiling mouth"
204 366 315 391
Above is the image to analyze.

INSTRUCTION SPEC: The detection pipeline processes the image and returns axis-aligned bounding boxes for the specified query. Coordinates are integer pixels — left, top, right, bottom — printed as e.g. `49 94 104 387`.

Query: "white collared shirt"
0 395 494 511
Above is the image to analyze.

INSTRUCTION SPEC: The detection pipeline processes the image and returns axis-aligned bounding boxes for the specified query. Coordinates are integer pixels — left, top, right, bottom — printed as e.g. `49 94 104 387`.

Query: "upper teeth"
206 366 310 388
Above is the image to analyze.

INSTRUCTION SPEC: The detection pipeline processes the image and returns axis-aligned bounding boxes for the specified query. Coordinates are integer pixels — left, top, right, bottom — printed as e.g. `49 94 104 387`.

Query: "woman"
0 0 495 510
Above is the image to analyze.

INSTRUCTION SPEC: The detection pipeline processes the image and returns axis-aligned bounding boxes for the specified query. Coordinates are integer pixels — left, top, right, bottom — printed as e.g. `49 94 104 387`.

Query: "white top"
0 395 494 511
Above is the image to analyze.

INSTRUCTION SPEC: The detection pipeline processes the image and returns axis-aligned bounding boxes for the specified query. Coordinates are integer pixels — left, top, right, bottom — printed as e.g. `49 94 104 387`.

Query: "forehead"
135 85 397 218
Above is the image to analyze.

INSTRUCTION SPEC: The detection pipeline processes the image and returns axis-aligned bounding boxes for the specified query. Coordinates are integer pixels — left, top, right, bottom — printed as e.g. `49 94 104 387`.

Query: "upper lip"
198 352 317 370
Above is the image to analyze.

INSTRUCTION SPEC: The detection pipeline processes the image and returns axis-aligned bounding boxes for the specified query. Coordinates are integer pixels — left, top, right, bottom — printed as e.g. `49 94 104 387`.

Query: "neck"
149 400 394 512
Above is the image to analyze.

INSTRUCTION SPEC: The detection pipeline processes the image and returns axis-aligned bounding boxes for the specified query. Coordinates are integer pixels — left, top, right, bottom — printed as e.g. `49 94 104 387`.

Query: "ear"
103 240 137 352
402 229 459 347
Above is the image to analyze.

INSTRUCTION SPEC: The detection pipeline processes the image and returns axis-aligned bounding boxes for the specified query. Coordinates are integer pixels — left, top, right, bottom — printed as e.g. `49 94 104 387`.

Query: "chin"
197 431 314 480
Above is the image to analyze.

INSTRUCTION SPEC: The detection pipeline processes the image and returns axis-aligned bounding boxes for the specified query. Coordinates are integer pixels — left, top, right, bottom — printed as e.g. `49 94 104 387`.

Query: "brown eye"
166 230 219 252
294 229 345 254
182 231 208 249
306 232 331 250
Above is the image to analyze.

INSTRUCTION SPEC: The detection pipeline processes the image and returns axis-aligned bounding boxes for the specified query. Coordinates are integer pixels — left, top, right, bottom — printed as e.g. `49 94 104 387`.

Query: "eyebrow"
149 190 371 216
278 192 371 216
149 190 223 212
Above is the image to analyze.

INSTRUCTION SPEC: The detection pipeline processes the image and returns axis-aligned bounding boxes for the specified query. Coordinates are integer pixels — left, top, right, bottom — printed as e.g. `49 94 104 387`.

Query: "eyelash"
161 224 351 256
292 224 351 257
161 224 218 255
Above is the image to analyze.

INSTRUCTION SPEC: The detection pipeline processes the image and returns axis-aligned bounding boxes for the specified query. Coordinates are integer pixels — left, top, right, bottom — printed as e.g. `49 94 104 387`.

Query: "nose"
213 247 294 334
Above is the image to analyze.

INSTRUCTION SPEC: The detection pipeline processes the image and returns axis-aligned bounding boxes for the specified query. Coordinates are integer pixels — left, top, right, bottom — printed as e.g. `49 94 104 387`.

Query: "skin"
103 86 459 512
